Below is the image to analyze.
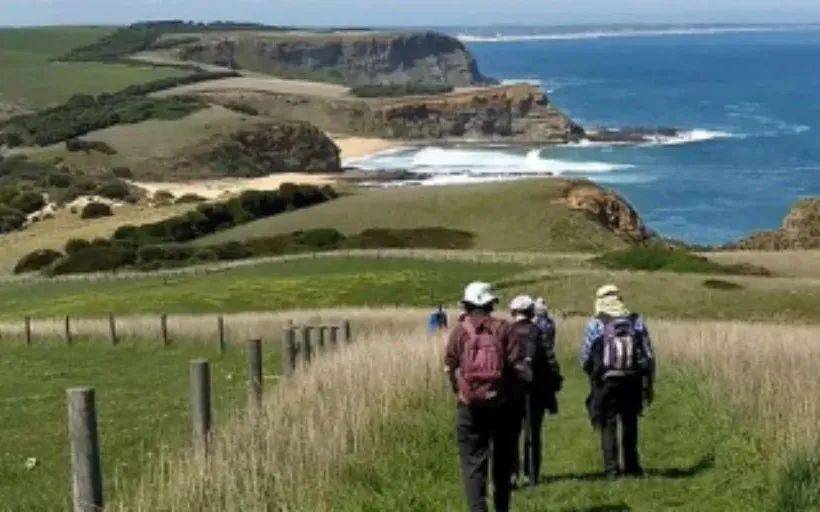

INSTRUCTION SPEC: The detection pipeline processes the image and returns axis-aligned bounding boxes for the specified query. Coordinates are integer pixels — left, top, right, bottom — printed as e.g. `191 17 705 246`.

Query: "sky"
2 0 820 27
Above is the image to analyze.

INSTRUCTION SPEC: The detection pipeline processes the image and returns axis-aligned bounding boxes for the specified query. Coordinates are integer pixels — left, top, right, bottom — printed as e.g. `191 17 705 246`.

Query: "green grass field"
0 255 816 323
0 27 184 109
328 349 775 512
197 180 631 253
0 340 269 511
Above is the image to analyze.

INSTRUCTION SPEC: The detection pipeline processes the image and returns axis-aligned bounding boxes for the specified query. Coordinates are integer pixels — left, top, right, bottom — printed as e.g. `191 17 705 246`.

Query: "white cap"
596 284 621 299
534 297 548 313
462 282 498 306
509 295 534 312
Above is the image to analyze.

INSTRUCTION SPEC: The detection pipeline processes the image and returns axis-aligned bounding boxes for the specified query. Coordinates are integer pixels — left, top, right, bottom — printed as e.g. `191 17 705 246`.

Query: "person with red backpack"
580 284 655 480
444 282 531 512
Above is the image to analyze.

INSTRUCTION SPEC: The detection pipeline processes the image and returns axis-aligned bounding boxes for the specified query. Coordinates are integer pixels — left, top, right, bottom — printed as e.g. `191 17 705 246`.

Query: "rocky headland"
732 198 820 250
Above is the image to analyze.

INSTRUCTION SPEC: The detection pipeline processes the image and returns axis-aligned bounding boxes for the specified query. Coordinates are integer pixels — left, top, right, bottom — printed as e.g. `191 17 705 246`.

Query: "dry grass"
100 309 819 511
703 250 820 279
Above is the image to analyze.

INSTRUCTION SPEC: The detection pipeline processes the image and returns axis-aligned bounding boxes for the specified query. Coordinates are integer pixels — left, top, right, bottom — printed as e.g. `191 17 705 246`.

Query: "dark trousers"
601 408 641 475
512 395 547 484
456 403 517 512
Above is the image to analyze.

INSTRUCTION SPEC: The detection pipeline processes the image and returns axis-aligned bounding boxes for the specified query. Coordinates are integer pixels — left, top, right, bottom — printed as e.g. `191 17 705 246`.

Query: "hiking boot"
623 467 645 478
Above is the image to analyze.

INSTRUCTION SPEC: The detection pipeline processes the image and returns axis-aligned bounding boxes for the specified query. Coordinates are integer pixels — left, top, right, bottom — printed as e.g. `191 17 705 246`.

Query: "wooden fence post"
341 320 352 344
108 314 118 346
24 316 31 345
318 326 328 353
189 360 212 453
301 326 313 365
247 339 263 410
161 314 169 346
67 387 103 512
217 316 226 354
330 325 340 346
281 327 296 376
65 316 73 346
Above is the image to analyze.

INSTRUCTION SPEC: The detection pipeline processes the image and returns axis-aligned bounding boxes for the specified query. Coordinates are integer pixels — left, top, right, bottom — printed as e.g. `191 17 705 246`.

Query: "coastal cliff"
192 83 583 143
170 31 492 87
733 198 820 250
562 181 651 242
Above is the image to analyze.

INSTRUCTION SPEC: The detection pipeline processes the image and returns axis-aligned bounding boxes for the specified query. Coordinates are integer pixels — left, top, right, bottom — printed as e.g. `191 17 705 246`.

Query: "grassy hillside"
0 27 184 110
0 253 817 324
197 179 631 253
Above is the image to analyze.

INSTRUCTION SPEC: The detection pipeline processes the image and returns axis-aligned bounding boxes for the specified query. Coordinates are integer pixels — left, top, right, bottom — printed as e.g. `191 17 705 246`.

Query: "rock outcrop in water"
733 198 820 250
562 181 651 242
173 31 492 87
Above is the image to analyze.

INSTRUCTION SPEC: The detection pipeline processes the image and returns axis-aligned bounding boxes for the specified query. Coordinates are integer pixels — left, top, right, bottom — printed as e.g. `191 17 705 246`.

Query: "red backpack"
457 318 506 406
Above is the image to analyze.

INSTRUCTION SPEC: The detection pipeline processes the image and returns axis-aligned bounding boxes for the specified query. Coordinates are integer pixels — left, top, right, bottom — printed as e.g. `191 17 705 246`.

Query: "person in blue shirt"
579 285 655 479
428 303 448 333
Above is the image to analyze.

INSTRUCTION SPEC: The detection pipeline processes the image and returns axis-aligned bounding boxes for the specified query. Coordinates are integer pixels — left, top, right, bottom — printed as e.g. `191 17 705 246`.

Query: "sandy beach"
131 136 397 199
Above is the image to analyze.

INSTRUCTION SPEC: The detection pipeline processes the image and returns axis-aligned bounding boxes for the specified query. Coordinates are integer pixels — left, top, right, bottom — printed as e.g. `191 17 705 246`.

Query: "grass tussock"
111 312 819 511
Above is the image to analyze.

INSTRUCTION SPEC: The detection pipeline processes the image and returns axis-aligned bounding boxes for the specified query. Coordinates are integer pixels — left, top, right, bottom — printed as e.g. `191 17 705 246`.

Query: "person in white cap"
508 295 562 488
444 282 530 512
580 284 655 480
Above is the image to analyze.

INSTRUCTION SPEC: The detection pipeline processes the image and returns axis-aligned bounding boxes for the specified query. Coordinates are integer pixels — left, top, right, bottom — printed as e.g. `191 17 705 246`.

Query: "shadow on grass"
544 453 715 484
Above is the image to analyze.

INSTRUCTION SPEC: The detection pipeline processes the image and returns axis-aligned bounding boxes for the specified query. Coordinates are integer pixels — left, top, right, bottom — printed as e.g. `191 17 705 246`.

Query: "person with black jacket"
580 285 655 479
509 295 563 487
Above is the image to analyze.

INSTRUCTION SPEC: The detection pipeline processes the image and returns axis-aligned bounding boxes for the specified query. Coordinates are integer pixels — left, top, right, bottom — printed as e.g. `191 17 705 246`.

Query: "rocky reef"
195 122 341 178
732 198 820 250
562 181 651 242
173 30 492 87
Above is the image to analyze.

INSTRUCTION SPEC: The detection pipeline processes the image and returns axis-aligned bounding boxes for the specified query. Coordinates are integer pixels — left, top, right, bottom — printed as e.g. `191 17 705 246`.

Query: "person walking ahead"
445 282 530 512
509 296 562 486
580 285 655 479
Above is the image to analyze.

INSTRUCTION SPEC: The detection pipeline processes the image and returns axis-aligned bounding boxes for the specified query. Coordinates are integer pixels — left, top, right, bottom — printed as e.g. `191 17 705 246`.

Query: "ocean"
350 25 820 246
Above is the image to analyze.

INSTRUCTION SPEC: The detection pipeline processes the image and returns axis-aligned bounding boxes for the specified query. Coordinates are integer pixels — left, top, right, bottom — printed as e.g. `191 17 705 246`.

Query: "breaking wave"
456 25 818 43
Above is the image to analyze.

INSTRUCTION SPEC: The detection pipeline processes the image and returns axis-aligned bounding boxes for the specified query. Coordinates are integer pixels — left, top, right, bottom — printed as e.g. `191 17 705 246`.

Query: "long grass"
109 311 820 511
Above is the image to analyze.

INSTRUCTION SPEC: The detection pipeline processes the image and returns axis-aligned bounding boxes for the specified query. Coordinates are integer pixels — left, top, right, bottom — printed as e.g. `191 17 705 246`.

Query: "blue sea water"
355 27 820 246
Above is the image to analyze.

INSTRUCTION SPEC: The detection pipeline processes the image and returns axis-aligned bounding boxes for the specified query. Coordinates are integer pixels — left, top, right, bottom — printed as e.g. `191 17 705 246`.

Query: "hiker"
428 303 449 333
509 295 563 487
580 284 655 479
445 282 531 512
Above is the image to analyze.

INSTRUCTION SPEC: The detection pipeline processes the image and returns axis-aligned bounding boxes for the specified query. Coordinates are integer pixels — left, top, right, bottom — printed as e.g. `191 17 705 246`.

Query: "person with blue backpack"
580 284 655 479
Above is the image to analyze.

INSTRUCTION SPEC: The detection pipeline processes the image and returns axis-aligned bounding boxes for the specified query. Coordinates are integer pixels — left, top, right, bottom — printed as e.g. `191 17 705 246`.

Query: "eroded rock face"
176 31 492 87
562 181 650 242
200 122 341 177
734 198 820 249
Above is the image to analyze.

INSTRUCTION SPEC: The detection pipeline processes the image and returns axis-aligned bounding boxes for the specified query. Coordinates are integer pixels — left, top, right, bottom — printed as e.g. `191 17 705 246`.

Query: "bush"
65 238 91 254
176 193 206 204
346 227 475 250
97 180 131 200
593 247 771 276
65 139 117 155
0 205 25 233
702 279 744 291
9 191 45 214
49 246 135 275
137 244 194 263
81 202 113 219
350 83 455 98
13 249 63 274
294 228 346 248
211 241 252 260
111 166 133 179
43 171 73 188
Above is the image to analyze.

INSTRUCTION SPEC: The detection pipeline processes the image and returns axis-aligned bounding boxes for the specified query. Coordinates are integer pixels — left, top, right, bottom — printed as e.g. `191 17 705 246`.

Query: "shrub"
0 205 25 233
43 171 73 188
137 244 194 263
97 180 131 200
346 227 475 250
9 191 45 214
295 228 346 248
65 139 117 155
176 193 206 204
224 102 259 116
350 83 455 98
593 247 771 276
49 246 135 275
111 166 134 179
81 202 113 219
702 279 744 291
211 241 252 260
13 249 63 274
65 238 91 254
